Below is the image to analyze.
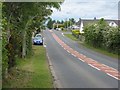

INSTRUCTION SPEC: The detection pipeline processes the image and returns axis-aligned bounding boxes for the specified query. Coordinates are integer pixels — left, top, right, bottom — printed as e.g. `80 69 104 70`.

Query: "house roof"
76 19 119 27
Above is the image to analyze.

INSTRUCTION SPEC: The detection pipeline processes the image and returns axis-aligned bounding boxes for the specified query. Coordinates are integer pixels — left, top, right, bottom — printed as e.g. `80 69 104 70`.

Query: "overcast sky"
51 0 119 21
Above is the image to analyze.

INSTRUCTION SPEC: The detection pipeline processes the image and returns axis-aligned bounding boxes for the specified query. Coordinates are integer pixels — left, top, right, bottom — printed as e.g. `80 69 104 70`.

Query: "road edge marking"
88 64 100 71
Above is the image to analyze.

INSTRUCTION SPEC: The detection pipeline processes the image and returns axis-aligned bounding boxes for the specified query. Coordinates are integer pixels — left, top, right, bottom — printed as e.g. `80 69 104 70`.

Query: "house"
76 18 119 33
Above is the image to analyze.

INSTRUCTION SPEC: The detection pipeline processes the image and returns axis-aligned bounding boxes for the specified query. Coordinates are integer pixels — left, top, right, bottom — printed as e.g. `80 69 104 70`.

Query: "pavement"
43 29 119 88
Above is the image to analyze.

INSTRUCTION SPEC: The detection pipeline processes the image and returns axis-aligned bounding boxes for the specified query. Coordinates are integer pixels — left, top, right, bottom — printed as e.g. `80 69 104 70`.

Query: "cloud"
51 0 119 20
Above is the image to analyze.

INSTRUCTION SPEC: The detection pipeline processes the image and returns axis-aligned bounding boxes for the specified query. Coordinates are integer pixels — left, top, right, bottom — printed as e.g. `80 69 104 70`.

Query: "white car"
33 37 43 45
56 28 61 31
35 34 42 37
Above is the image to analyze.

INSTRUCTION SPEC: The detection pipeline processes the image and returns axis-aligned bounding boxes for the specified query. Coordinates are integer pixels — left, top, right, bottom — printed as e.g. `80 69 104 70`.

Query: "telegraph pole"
66 18 68 31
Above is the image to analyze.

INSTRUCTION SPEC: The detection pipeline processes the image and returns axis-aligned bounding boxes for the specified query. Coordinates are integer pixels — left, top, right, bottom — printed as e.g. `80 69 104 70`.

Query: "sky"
51 0 119 21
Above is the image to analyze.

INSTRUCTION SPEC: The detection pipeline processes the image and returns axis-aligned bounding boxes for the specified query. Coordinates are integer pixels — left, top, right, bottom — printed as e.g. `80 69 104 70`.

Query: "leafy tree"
61 20 64 24
84 18 109 47
47 18 55 29
70 18 75 24
103 27 120 53
2 2 61 78
84 18 119 54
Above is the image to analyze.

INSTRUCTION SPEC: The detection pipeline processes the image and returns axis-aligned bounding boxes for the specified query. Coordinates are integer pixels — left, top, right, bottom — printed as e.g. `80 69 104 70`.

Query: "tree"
2 2 61 78
84 18 109 47
84 18 119 54
47 18 55 29
70 18 75 24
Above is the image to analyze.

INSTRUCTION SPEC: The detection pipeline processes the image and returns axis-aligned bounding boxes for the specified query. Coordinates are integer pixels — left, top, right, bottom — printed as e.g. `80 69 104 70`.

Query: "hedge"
84 18 120 54
72 30 80 38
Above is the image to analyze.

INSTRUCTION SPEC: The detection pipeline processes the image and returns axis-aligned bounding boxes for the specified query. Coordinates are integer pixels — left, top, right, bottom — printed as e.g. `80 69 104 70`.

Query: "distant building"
76 18 119 33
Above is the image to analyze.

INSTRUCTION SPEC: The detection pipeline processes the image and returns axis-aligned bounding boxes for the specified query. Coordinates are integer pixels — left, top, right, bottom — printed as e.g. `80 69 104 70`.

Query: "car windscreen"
36 35 42 37
34 37 42 40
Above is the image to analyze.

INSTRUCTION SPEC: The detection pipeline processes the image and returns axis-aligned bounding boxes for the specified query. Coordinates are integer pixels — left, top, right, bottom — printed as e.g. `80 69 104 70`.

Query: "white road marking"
67 50 70 53
75 51 79 54
71 54 76 57
62 33 64 36
52 33 120 80
107 73 119 80
43 45 46 47
78 58 85 62
63 48 66 50
73 55 76 57
88 64 100 71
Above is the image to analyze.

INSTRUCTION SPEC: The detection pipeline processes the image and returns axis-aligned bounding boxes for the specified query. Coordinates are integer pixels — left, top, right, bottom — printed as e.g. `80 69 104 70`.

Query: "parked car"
56 28 61 31
33 37 43 45
35 34 42 38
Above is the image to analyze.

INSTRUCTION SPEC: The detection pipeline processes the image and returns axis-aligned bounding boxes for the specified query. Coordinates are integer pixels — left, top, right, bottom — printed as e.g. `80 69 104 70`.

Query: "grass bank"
65 34 118 59
61 29 67 32
64 34 78 41
3 45 53 88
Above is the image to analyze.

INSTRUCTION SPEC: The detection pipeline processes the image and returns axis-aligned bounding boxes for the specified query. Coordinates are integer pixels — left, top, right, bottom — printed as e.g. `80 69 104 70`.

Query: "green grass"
3 46 53 88
80 43 118 59
62 29 67 32
64 34 78 41
65 34 118 59
0 40 1 90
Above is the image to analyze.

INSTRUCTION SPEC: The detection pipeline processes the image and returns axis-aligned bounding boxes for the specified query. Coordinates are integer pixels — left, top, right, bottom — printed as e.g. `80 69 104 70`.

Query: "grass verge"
61 29 67 32
3 45 53 88
65 34 118 59
80 43 118 59
64 34 78 41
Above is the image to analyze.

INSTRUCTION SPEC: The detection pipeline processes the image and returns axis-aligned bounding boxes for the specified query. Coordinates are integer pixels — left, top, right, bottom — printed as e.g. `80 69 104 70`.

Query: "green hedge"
72 30 80 38
2 32 8 78
84 18 120 54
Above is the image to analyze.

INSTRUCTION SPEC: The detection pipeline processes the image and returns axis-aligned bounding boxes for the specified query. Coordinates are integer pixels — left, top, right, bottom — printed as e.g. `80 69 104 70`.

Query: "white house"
109 21 118 27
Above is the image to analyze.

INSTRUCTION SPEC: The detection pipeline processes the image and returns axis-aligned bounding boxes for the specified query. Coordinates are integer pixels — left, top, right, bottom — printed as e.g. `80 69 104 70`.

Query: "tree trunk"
22 30 26 58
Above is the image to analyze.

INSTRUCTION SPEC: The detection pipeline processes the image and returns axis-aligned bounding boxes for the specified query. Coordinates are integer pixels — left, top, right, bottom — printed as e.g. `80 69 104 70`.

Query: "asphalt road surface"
43 29 119 88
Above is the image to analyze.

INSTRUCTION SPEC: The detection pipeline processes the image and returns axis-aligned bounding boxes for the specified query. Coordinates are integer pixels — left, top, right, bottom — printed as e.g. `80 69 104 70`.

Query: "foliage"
53 24 64 29
65 34 78 41
47 18 55 29
103 27 120 53
2 12 8 78
2 2 61 78
72 30 80 38
63 18 75 28
2 33 8 77
64 20 73 28
3 46 53 88
84 18 119 54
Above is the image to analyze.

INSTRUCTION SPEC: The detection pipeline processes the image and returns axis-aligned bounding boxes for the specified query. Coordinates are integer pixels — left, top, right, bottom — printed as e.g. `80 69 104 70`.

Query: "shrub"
103 27 120 53
72 30 80 38
84 18 119 54
2 32 8 78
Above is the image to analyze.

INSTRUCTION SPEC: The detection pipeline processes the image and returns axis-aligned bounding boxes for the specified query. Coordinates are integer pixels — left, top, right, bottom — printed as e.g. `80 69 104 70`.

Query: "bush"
72 30 80 38
2 32 8 78
84 18 119 54
103 27 120 53
60 27 64 30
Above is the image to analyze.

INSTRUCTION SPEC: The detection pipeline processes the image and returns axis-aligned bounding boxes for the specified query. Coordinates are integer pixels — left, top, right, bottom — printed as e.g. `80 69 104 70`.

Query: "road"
43 29 119 88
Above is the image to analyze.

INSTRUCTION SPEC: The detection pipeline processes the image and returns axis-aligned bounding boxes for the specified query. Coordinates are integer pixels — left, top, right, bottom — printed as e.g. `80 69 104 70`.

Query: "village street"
44 29 119 88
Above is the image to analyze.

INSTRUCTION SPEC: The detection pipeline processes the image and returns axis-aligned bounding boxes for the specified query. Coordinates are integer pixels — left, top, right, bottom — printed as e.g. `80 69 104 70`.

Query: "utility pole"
57 22 58 29
69 18 71 30
66 18 68 31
